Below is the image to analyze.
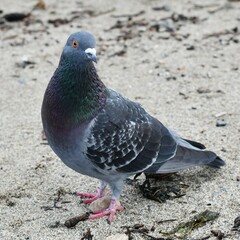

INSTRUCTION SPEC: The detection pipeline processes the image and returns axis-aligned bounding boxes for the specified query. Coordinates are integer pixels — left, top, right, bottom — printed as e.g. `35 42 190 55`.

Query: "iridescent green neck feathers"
44 62 107 129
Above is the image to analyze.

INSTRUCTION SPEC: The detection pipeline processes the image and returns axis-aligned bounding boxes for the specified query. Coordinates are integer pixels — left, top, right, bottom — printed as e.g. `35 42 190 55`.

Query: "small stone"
216 119 226 127
16 55 35 68
152 4 171 12
186 45 195 50
197 87 211 94
6 199 16 207
161 19 175 32
221 147 227 152
211 230 224 239
48 221 61 228
88 195 119 212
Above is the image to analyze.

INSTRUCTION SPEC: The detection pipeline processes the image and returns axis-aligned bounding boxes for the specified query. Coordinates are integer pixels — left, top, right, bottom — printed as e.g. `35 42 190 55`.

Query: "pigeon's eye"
72 40 78 48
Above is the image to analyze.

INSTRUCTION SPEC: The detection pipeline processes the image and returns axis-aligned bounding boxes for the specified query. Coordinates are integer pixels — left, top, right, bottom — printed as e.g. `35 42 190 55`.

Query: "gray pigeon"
41 31 225 222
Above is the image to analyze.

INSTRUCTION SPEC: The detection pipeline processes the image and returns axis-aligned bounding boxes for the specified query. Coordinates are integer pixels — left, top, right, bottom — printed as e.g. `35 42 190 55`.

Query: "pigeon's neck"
44 62 107 129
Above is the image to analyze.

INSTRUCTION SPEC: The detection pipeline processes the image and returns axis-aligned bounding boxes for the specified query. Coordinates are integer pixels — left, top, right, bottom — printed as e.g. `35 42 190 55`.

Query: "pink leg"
89 199 124 223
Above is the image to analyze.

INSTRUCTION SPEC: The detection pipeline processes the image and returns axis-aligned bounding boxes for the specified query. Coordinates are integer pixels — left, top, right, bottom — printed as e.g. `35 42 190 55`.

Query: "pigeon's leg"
89 180 124 223
76 181 107 204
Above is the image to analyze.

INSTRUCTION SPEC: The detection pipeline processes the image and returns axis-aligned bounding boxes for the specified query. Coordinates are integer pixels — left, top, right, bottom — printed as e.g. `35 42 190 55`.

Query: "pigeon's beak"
85 48 97 63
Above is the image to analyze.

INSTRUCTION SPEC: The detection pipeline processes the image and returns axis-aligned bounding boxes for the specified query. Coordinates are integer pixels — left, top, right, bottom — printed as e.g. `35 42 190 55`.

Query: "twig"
71 8 115 18
203 27 239 39
193 3 220 9
157 219 177 224
111 10 145 18
208 3 233 14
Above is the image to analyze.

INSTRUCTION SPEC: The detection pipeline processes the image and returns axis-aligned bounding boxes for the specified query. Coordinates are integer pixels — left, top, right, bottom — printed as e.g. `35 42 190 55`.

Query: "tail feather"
146 128 226 174
206 156 225 168
152 146 225 174
182 138 206 149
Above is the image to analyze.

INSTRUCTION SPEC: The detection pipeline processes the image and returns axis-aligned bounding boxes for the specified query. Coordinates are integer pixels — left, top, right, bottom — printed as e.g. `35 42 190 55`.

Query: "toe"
76 192 96 198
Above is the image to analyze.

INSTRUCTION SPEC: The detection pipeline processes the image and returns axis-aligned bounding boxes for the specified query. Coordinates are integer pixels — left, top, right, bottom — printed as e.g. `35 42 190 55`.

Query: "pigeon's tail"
143 128 225 174
182 138 225 168
147 144 225 174
206 156 225 168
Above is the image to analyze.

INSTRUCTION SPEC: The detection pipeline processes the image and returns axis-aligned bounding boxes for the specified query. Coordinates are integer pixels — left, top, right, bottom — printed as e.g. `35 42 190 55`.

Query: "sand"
0 0 240 239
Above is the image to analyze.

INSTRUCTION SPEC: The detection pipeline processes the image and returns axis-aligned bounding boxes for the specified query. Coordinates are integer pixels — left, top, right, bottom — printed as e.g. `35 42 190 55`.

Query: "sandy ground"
0 0 240 239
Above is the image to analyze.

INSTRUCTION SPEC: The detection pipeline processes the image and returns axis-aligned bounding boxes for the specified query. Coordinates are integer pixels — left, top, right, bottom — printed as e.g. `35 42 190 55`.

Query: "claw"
76 187 105 204
76 192 100 204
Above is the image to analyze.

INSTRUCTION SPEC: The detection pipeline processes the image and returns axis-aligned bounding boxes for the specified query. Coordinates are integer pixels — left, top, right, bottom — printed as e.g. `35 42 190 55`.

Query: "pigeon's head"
60 31 97 67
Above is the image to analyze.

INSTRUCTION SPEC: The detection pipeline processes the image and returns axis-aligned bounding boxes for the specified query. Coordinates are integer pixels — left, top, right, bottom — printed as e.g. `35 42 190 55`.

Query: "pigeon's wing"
86 89 224 175
86 89 177 174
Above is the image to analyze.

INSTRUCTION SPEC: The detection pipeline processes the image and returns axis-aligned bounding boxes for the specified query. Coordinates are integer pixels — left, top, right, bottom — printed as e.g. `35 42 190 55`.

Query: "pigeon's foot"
76 187 105 204
89 199 124 223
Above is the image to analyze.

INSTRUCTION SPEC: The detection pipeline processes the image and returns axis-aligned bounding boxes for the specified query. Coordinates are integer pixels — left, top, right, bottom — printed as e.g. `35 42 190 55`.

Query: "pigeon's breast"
44 119 99 177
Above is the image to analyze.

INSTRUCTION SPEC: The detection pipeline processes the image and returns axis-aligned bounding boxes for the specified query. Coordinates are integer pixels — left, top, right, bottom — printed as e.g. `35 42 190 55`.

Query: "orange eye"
72 40 78 48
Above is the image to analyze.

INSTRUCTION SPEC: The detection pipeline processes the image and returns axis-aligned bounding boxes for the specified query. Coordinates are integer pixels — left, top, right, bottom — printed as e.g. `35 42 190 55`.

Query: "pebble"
88 195 121 212
216 119 226 127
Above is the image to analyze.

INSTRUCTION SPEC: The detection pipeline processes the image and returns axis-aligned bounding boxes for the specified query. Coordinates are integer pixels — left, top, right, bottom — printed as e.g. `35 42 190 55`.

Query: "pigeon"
41 31 225 223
